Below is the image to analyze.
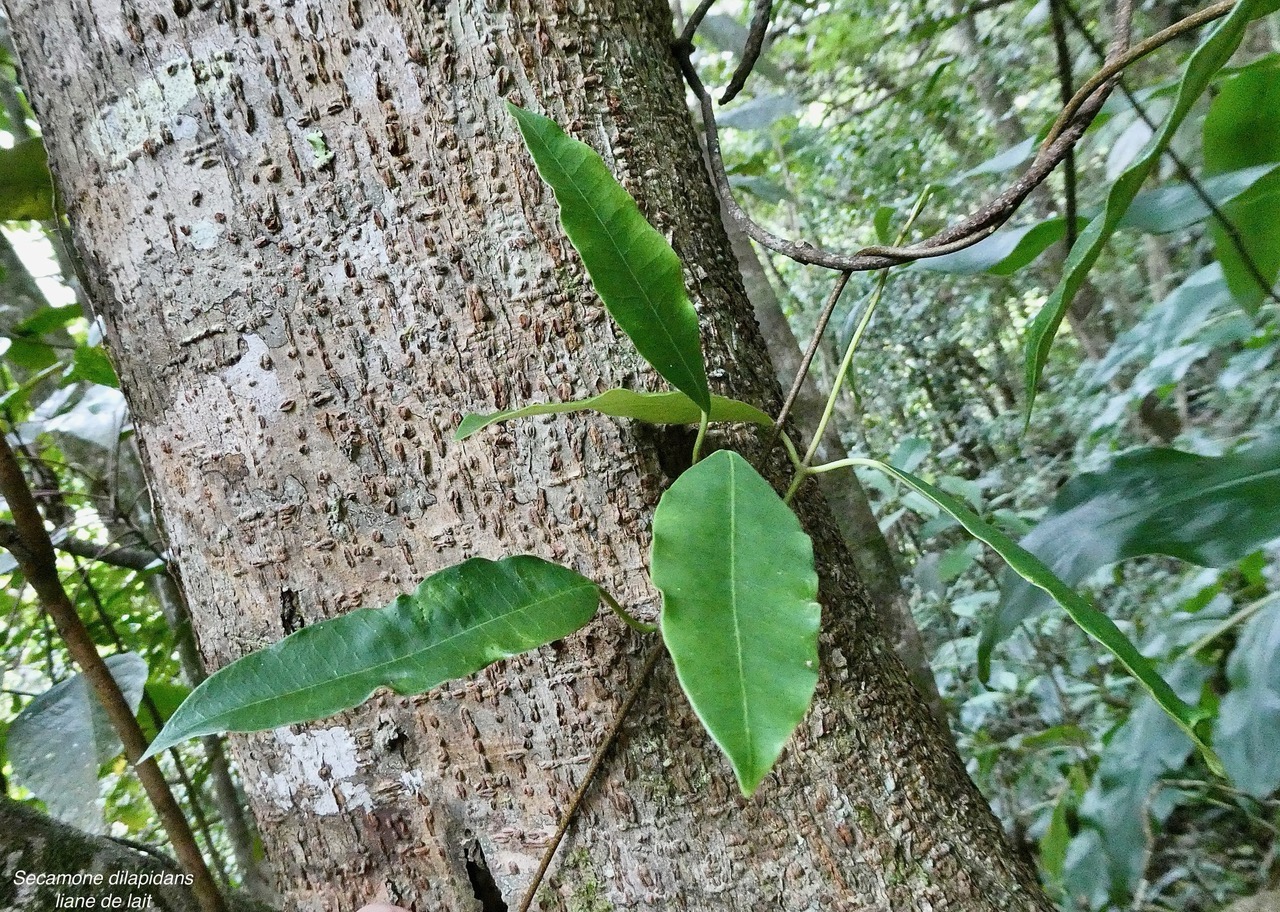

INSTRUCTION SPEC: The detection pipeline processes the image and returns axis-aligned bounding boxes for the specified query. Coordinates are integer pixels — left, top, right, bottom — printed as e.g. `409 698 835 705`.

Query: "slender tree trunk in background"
8 1 1050 910
958 8 1113 362
724 220 949 730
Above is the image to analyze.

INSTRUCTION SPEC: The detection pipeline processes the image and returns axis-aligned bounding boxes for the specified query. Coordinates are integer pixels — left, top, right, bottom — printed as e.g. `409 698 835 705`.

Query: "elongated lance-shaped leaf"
509 104 711 412
458 390 771 440
652 450 821 796
1024 0 1279 416
846 457 1221 775
143 557 600 758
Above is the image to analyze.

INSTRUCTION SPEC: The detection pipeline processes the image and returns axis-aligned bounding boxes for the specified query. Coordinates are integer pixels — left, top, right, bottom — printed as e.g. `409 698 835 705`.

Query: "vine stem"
1045 0 1233 145
786 191 928 503
600 589 658 634
516 642 664 912
691 410 710 464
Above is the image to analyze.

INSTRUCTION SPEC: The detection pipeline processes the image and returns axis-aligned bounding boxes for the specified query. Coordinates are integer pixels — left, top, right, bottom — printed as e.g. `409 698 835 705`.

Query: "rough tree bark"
7 1 1050 911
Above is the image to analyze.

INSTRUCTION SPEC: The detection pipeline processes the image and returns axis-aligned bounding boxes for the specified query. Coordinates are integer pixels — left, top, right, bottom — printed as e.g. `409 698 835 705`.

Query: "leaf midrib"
726 457 755 775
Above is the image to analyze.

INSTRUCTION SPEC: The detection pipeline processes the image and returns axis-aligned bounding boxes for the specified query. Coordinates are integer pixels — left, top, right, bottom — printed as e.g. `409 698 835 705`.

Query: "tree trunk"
6 1 1049 910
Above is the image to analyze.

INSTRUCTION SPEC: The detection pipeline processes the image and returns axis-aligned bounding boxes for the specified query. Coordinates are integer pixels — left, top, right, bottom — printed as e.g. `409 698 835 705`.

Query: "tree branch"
0 520 163 571
720 0 772 104
675 0 1232 273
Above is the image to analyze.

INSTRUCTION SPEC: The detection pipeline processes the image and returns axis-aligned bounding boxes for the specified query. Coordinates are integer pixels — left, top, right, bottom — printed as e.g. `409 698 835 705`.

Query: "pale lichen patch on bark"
88 56 232 168
265 726 374 816
220 334 281 417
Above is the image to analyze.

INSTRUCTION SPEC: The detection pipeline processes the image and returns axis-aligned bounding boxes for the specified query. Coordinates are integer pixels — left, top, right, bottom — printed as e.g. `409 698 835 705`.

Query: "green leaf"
144 556 600 758
989 436 1280 664
1203 60 1280 309
3 337 58 371
651 450 820 796
508 104 711 412
913 217 1081 276
1040 790 1071 888
1119 163 1280 233
138 681 192 741
0 139 56 221
12 304 82 337
873 205 896 245
457 390 771 440
1216 600 1280 797
846 457 1219 773
9 653 148 833
67 346 119 388
1024 0 1276 413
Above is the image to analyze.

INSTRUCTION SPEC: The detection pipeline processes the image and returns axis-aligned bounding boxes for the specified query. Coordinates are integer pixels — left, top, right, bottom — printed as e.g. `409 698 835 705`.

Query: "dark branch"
721 0 773 104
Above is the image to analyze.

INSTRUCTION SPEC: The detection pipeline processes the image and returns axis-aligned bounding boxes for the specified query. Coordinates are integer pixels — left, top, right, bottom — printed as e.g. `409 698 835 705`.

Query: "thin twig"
1050 0 1080 248
721 0 773 104
768 271 852 447
0 433 227 912
677 0 718 47
516 642 663 912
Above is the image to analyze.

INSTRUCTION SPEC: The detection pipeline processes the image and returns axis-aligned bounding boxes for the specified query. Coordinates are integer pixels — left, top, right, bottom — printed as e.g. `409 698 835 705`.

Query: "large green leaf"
457 389 771 440
1203 59 1280 310
509 104 710 411
0 139 56 221
843 457 1218 771
651 450 820 796
1024 0 1278 413
1119 163 1280 233
1216 601 1280 797
144 556 600 758
913 217 1080 276
988 436 1280 663
9 653 147 833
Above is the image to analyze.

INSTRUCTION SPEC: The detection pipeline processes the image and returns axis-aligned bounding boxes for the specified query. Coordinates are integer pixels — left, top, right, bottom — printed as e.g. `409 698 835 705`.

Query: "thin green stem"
778 429 805 473
691 410 710 464
1187 591 1279 657
807 456 870 476
782 466 809 505
800 189 931 469
600 589 658 634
